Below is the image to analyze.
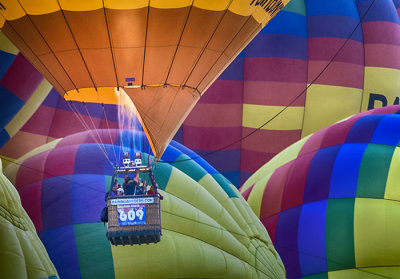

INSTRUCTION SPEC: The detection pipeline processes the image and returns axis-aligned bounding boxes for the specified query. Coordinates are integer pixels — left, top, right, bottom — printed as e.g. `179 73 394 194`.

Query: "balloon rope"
66 101 113 167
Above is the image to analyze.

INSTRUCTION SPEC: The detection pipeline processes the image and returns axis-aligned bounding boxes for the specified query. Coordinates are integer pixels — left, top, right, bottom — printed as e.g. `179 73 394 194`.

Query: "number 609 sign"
117 204 146 226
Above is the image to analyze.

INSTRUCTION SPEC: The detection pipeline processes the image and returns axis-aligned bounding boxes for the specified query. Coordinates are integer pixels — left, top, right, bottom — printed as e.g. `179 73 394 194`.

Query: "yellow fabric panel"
112 230 254 279
161 192 250 264
0 155 15 169
65 87 119 105
0 160 58 278
361 67 400 110
246 173 272 218
301 84 362 137
354 198 400 268
0 0 26 20
5 80 52 137
18 0 59 14
165 167 247 245
385 147 400 201
328 268 387 279
242 104 305 130
1 0 286 19
0 32 18 54
198 174 250 246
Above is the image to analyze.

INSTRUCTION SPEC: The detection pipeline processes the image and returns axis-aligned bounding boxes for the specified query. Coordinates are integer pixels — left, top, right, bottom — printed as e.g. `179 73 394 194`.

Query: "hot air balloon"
4 129 285 279
239 105 400 278
0 158 58 279
0 31 52 153
0 0 289 160
175 0 400 186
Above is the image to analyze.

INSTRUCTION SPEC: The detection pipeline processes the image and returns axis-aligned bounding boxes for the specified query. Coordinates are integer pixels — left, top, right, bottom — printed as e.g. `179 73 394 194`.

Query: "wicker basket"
107 195 161 245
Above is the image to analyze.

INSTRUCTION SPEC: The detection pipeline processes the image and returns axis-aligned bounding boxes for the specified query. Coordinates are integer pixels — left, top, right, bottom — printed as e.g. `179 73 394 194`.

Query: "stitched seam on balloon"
0 205 27 231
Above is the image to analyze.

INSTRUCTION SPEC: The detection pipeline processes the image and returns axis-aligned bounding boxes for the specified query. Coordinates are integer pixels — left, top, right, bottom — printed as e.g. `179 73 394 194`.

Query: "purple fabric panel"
308 15 363 42
41 175 73 230
74 143 110 175
72 174 106 224
245 33 308 59
304 145 341 204
357 0 400 23
274 205 302 279
0 54 44 101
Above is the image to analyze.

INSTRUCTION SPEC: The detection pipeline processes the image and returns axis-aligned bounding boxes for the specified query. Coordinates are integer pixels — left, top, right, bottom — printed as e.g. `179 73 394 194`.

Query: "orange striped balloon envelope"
0 0 289 159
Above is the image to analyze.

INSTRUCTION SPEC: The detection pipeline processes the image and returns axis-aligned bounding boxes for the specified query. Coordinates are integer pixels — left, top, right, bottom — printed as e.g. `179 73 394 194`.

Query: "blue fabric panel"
260 10 307 37
161 144 183 163
41 225 80 279
0 128 10 148
221 170 240 189
41 175 73 230
371 114 400 146
356 0 400 23
0 84 25 128
304 145 341 204
72 174 106 224
346 114 385 143
329 143 368 198
245 33 308 59
0 51 16 79
306 0 360 19
218 56 243 80
298 200 328 276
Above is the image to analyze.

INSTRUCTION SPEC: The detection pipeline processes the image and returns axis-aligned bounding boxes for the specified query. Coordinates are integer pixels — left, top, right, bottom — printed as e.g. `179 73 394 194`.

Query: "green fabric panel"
283 0 306 15
104 175 113 192
325 198 355 271
73 223 114 279
357 144 395 198
302 272 328 279
153 162 172 191
211 173 238 198
172 154 207 182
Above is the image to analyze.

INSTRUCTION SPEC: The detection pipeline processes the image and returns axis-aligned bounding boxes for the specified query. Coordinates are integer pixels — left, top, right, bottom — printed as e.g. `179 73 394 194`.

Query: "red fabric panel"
308 60 364 88
43 145 79 179
184 103 242 127
240 183 254 201
308 37 363 64
0 54 44 101
17 150 50 187
262 214 280 244
241 128 302 153
201 80 243 104
244 81 306 106
240 149 276 174
245 57 308 83
21 106 56 136
280 151 316 212
364 44 400 69
18 182 43 232
182 125 242 150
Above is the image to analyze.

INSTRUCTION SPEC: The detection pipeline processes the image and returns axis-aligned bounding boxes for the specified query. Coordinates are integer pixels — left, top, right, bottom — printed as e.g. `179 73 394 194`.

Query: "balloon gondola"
104 151 163 246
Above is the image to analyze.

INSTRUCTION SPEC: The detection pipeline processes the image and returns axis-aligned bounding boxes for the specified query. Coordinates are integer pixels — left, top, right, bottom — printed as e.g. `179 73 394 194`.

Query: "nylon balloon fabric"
0 31 53 150
5 129 285 279
176 0 400 187
0 158 58 279
0 0 289 160
240 105 400 279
